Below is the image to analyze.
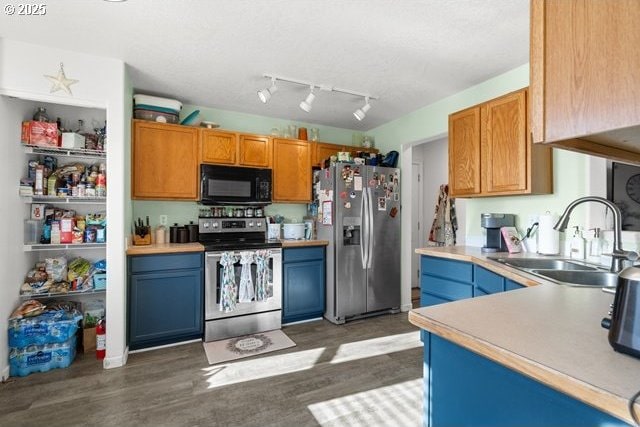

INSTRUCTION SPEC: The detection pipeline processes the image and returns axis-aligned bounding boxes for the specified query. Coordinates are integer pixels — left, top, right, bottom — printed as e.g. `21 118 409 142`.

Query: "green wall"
369 63 590 240
132 105 362 226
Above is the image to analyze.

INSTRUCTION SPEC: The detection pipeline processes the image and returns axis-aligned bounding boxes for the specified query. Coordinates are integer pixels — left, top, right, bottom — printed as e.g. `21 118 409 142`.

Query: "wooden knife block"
133 232 152 246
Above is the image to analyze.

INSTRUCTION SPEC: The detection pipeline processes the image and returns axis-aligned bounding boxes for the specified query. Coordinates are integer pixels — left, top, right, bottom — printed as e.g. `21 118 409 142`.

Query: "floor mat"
202 329 296 365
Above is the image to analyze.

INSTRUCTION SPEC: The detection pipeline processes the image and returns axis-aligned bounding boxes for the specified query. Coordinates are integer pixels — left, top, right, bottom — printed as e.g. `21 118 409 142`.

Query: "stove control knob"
212 222 219 229
257 221 263 227
203 222 210 229
248 221 254 228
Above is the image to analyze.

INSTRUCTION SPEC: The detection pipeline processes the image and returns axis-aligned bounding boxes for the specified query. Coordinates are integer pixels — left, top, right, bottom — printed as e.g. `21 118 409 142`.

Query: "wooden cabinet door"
448 107 481 197
314 142 344 167
481 89 528 194
531 0 640 147
273 138 311 202
132 121 199 200
201 129 237 165
239 134 271 167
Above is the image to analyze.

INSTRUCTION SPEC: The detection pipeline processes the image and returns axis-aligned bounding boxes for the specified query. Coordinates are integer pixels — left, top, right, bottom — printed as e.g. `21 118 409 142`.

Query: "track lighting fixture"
257 74 378 121
299 86 316 113
257 77 278 104
353 97 371 121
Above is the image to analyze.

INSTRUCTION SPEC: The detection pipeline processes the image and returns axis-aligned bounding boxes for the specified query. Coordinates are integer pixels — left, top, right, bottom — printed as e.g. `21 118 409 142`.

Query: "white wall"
0 97 35 380
0 37 128 370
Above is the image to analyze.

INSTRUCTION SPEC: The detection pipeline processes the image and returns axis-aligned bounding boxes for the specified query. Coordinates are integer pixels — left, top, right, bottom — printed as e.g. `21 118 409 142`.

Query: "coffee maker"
481 213 515 253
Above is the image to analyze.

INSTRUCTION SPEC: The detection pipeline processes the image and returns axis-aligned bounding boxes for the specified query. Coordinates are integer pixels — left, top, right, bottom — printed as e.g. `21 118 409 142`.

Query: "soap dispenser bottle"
588 227 604 263
570 226 586 260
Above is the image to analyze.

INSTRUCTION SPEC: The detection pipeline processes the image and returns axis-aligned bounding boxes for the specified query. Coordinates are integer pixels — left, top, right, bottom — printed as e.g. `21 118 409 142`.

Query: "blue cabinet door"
425 333 627 427
474 266 505 295
505 279 525 291
128 254 203 350
283 259 325 323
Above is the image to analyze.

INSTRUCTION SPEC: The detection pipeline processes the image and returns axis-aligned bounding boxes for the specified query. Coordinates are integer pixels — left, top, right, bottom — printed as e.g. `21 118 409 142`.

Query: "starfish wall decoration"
44 62 78 95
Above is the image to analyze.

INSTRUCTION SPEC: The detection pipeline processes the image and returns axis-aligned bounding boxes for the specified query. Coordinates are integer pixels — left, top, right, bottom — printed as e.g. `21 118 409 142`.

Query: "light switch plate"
159 215 168 226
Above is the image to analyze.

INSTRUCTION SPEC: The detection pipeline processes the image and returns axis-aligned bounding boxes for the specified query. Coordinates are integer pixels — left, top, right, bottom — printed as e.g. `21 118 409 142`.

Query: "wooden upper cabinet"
273 138 311 202
448 88 552 198
449 106 481 197
481 90 528 194
530 0 640 163
239 134 271 168
200 129 237 165
132 120 199 200
314 142 345 167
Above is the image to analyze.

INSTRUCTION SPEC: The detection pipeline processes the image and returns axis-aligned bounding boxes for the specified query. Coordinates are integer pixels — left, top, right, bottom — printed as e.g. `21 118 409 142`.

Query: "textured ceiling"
0 0 529 131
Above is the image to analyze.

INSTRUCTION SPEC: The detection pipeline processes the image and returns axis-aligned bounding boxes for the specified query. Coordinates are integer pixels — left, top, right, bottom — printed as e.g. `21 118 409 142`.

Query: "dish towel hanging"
238 251 255 303
219 252 238 313
428 184 458 246
254 249 271 302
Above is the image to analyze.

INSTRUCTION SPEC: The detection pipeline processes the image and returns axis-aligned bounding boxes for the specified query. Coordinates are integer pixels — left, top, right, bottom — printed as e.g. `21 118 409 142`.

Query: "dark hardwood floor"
0 313 423 427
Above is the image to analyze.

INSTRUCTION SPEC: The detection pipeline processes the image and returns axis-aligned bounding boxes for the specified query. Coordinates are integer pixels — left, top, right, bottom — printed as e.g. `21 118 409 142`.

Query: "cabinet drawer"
475 266 505 294
129 253 202 274
505 279 525 291
421 274 473 301
283 247 325 263
421 256 473 283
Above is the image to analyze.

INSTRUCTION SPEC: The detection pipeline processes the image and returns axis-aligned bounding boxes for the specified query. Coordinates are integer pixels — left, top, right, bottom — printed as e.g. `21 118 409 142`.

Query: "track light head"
354 97 371 121
257 78 278 104
299 86 316 113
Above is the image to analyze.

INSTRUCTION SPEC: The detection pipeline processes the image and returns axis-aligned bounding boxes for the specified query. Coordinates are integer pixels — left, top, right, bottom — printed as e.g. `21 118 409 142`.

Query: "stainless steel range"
199 213 282 342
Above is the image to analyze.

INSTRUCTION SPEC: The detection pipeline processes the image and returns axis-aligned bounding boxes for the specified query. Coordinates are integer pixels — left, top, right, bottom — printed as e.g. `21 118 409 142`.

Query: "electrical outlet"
159 215 168 226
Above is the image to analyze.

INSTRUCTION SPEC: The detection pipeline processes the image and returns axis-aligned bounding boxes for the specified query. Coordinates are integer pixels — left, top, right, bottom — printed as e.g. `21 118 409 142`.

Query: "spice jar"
298 127 308 140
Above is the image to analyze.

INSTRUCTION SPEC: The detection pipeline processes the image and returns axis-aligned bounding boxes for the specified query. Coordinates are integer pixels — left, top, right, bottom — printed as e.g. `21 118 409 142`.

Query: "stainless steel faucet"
554 196 638 273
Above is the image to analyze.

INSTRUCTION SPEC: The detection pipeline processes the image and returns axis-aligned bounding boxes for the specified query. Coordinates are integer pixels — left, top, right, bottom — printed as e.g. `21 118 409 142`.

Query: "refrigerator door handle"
360 187 368 269
366 187 374 269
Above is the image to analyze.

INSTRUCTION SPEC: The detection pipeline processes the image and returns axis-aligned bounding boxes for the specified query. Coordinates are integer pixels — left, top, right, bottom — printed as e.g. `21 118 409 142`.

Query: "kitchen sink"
530 269 618 288
490 258 598 271
488 256 617 288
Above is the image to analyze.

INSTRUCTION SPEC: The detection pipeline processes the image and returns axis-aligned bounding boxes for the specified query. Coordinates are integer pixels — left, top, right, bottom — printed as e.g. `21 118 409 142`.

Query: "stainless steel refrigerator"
315 163 401 324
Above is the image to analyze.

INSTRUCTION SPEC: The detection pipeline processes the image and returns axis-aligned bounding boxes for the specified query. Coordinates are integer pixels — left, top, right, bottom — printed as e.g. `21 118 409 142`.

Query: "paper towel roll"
538 212 560 255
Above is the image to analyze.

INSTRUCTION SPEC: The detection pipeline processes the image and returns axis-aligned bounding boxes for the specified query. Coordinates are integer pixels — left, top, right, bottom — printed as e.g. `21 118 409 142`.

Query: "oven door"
205 248 282 320
200 164 272 205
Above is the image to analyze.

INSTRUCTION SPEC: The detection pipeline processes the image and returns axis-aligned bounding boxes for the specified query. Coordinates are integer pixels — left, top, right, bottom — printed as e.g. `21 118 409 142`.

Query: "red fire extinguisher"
96 319 106 360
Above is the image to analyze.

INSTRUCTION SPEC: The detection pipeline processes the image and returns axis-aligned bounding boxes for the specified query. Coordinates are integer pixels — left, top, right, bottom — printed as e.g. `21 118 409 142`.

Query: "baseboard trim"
282 317 323 326
401 303 413 312
103 346 129 369
128 339 201 354
1 365 9 381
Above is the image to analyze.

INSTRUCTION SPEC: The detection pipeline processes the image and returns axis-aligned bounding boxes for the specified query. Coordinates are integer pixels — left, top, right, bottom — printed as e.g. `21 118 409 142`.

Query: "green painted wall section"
180 104 360 145
464 149 587 236
368 62 590 239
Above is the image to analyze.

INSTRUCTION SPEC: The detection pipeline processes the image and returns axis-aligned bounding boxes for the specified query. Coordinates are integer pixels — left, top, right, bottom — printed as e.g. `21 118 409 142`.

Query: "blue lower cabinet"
506 279 526 291
423 333 627 426
128 253 203 350
282 247 325 324
420 256 528 307
474 266 505 295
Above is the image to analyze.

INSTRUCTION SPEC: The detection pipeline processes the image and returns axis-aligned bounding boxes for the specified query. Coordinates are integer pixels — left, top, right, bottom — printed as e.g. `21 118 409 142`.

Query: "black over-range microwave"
200 164 272 205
